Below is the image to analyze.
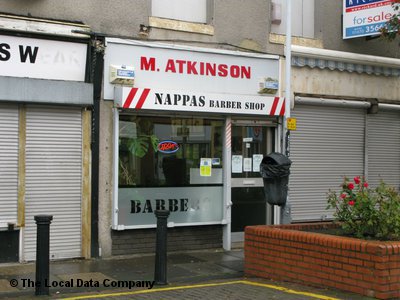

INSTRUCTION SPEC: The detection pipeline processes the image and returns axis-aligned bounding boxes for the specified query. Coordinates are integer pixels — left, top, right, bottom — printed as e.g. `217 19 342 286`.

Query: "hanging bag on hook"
260 152 292 206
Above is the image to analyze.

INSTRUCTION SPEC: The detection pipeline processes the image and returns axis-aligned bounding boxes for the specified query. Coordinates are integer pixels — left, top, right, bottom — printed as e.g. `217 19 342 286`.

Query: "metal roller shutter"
24 106 82 261
0 104 19 227
367 110 400 190
289 104 365 221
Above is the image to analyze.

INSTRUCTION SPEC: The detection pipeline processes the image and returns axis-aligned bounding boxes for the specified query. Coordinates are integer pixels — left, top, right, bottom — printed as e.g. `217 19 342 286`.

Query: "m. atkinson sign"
140 56 252 79
103 38 280 100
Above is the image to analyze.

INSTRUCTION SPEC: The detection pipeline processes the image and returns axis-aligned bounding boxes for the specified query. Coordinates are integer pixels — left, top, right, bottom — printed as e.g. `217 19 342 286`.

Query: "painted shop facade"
103 38 286 253
289 45 400 222
0 18 93 263
1 1 400 262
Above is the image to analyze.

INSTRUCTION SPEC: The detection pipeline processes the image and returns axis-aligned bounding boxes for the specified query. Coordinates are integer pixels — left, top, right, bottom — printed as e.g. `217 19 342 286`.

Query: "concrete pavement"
0 249 374 299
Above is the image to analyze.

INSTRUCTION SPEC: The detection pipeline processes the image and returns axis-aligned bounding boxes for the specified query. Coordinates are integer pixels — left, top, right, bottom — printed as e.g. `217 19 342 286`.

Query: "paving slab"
0 249 375 300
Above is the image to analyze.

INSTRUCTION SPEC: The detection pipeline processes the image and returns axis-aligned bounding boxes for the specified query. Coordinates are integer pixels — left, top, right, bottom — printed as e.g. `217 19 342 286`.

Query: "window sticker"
253 154 263 172
232 155 243 173
200 158 212 177
243 157 252 172
211 158 220 166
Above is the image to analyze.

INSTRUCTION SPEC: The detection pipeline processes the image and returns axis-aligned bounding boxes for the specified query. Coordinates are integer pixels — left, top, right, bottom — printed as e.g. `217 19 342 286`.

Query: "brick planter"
245 223 400 300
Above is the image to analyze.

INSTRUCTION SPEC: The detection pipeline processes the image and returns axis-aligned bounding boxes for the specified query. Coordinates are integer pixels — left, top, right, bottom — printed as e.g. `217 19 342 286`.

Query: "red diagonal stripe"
135 88 151 110
269 97 280 116
279 99 285 116
123 88 138 109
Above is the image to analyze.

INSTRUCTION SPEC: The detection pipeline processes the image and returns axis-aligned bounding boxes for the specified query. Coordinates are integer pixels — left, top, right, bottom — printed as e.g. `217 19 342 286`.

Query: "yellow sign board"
287 118 297 131
200 158 212 177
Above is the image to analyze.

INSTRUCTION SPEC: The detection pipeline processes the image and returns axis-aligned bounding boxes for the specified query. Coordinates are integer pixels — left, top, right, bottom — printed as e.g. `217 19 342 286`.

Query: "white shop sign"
117 186 223 228
115 87 286 116
0 35 87 81
104 38 280 100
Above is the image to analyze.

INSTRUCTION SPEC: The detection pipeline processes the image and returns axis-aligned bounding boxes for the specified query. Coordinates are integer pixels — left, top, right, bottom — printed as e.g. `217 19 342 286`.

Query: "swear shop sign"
0 35 87 81
117 187 223 228
115 87 286 116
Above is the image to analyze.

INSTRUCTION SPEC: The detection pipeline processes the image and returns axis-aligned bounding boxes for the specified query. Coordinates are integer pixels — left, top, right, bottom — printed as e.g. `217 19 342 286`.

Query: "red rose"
354 176 360 184
364 182 369 188
340 193 347 199
348 183 354 190
348 200 355 206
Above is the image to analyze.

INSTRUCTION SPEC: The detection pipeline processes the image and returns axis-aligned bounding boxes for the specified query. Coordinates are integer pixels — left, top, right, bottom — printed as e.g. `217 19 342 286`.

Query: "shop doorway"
230 121 275 244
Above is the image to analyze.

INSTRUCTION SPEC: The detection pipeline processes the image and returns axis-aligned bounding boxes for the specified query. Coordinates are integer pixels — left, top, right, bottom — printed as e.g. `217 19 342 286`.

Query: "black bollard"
154 210 170 285
34 215 53 296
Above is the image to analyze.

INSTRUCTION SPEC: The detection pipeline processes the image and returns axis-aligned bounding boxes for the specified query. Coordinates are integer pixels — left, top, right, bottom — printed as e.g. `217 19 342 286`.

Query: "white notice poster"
243 158 252 172
232 155 243 173
253 154 264 172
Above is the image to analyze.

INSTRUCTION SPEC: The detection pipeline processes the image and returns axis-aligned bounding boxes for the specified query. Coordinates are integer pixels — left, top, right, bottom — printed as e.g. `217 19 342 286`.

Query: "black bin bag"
260 152 292 206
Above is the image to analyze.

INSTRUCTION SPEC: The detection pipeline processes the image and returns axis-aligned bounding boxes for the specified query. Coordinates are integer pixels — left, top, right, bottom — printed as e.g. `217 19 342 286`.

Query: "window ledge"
0 14 91 39
269 33 323 48
149 16 214 36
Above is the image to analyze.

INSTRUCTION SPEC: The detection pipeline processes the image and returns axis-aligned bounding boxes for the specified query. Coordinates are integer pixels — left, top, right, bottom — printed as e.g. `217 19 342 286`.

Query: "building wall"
112 226 222 255
98 100 114 258
315 0 400 58
1 0 399 257
292 67 400 102
267 1 399 58
1 1 398 64
0 0 282 258
213 0 282 54
0 1 148 37
0 0 281 53
0 0 283 257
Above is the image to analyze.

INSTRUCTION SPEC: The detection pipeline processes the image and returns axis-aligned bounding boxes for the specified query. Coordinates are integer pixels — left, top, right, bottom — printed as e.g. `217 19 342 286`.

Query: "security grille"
0 104 19 226
24 106 82 261
367 110 400 190
289 104 365 221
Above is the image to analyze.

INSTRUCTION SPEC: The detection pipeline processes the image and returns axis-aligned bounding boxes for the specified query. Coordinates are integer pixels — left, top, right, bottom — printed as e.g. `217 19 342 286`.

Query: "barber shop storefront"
103 39 285 253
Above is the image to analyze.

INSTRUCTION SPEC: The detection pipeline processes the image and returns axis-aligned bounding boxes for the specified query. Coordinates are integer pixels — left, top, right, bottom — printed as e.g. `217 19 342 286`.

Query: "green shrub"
327 176 400 240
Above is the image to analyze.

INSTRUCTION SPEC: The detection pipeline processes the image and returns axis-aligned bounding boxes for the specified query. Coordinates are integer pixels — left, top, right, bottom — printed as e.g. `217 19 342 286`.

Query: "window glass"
271 0 314 38
119 115 224 187
231 125 273 178
151 0 208 23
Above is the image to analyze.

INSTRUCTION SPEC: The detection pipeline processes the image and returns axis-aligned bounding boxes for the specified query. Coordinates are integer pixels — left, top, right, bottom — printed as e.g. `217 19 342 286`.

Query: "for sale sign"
343 0 395 39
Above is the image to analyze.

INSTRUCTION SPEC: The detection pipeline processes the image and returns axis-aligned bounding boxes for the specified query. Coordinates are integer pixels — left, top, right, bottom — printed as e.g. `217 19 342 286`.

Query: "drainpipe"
285 0 291 122
281 0 292 224
90 37 105 258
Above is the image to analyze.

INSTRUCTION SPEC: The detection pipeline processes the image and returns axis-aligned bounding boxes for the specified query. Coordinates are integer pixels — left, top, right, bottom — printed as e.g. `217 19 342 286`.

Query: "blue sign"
117 69 135 78
345 0 384 9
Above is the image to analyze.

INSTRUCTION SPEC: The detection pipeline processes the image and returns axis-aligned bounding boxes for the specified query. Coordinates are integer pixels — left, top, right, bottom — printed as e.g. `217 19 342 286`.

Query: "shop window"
270 0 315 38
151 0 211 23
119 115 224 187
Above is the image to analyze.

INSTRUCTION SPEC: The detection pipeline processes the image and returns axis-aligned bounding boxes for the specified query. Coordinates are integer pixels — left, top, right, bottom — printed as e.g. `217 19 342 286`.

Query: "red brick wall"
112 225 222 255
245 223 400 300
